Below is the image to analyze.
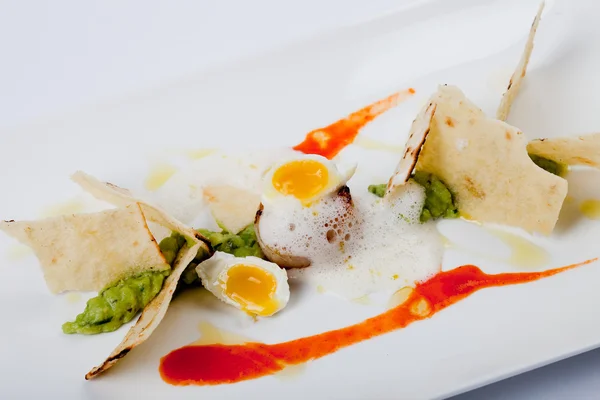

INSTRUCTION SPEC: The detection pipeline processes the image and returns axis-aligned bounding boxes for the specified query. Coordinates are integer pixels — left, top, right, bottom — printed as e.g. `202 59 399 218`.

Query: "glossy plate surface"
2 0 600 398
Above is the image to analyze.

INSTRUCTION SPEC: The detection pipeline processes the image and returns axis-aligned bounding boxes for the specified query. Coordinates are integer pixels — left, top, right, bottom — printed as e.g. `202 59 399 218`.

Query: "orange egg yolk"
272 160 329 201
225 265 278 316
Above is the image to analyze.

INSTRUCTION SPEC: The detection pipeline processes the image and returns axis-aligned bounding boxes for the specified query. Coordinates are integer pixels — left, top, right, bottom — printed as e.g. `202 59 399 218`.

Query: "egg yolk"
272 160 329 201
225 264 279 316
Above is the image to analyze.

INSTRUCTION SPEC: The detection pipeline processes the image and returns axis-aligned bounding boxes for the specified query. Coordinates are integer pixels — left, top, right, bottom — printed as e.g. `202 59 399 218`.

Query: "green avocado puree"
159 231 208 286
412 172 459 222
178 224 266 286
528 154 567 177
198 224 264 258
368 171 459 222
158 231 187 265
63 224 265 334
168 224 265 285
367 183 387 198
62 269 169 334
62 231 191 335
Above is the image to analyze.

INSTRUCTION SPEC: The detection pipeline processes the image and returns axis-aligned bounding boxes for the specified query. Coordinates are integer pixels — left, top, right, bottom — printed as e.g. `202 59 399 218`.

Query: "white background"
2 0 600 398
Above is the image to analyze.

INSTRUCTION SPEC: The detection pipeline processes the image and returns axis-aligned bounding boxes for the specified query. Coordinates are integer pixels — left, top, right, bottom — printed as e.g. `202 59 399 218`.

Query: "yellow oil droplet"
185 148 216 160
353 136 404 153
39 198 85 218
145 163 178 191
316 285 326 294
274 363 307 381
5 244 33 260
387 287 414 309
579 199 600 220
459 212 479 224
391 274 399 280
488 229 549 269
352 295 371 305
346 264 355 270
409 298 431 317
193 321 254 346
65 292 82 304
368 268 382 277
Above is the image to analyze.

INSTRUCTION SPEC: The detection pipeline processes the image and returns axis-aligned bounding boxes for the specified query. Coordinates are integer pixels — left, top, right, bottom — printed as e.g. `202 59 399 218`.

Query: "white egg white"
195 251 290 316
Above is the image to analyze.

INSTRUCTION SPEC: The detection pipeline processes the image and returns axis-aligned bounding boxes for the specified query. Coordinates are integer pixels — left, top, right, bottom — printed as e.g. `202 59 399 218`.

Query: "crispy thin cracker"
386 100 437 196
70 171 211 378
417 85 567 234
203 185 261 234
85 242 202 379
71 171 204 243
497 2 545 121
387 86 484 194
0 203 168 293
527 133 600 168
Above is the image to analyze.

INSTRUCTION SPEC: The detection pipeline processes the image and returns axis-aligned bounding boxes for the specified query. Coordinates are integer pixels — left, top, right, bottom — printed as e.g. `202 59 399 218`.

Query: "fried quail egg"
262 154 356 205
196 251 290 316
256 155 358 268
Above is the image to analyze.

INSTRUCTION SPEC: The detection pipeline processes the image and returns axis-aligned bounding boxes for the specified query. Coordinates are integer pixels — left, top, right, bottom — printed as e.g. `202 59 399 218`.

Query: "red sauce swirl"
293 89 415 159
160 259 596 386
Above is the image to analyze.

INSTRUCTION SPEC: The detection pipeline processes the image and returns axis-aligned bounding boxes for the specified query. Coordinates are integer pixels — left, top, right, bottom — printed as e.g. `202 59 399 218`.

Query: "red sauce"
160 258 596 386
293 89 416 159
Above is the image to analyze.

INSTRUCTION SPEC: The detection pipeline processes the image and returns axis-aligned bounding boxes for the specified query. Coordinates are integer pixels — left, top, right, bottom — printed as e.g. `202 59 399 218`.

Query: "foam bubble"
257 181 443 298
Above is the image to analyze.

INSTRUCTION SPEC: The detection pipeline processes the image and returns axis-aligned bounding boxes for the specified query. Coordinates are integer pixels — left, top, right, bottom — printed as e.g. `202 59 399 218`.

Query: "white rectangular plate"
2 0 600 398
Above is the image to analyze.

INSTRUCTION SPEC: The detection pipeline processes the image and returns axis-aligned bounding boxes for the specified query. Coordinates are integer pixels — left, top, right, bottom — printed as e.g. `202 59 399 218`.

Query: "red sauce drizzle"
159 259 596 386
293 89 416 159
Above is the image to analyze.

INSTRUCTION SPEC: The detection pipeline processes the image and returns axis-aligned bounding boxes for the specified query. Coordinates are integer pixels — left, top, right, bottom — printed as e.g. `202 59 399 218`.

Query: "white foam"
258 181 443 298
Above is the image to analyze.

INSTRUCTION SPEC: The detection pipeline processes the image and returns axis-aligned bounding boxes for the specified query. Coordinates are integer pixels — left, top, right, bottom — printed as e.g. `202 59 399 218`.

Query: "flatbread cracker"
85 242 202 379
496 2 545 121
203 185 261 234
527 133 600 168
417 85 567 235
0 203 169 294
71 171 205 244
386 86 484 195
386 100 437 196
70 171 212 378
